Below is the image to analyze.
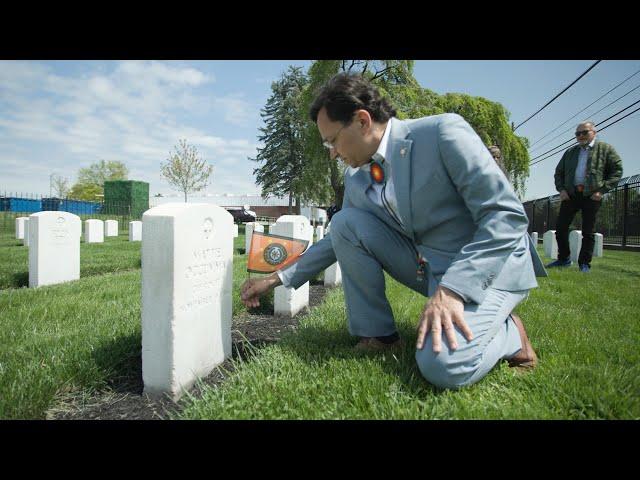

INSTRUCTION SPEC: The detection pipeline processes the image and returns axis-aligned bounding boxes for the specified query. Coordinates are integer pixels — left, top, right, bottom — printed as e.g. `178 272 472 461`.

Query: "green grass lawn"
177 248 640 419
0 231 142 289
0 230 258 418
1 233 638 419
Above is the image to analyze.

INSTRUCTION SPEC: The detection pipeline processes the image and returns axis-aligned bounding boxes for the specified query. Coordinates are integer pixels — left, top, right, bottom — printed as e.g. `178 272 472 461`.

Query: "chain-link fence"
0 191 137 236
523 174 640 249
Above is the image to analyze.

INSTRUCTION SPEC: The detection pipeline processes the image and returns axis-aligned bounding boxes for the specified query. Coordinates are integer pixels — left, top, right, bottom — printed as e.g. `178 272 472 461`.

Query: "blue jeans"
329 208 526 390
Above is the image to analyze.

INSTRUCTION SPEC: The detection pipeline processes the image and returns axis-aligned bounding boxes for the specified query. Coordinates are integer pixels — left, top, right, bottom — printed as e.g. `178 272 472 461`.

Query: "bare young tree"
51 174 70 198
160 139 214 202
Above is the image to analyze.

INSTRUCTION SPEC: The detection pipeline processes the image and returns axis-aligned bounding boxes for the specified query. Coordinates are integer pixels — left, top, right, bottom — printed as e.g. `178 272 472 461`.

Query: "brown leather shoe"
507 313 538 369
354 336 404 352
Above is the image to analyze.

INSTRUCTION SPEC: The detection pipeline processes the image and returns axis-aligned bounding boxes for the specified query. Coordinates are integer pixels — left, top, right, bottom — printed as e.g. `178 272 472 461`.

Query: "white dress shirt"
349 117 404 226
574 137 596 186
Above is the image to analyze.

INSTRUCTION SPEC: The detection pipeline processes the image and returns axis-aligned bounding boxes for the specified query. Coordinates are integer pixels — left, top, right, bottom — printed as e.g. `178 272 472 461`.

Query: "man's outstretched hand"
416 285 473 352
240 273 282 308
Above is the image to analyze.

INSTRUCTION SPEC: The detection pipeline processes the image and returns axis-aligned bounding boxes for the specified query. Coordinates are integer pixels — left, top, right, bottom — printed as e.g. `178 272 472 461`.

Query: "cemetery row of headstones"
541 230 604 261
15 217 144 245
15 206 338 401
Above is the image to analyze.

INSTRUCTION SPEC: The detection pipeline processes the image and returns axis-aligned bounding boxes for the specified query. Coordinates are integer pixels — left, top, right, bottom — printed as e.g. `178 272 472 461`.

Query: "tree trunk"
294 196 301 215
288 191 293 214
184 190 188 202
329 161 344 207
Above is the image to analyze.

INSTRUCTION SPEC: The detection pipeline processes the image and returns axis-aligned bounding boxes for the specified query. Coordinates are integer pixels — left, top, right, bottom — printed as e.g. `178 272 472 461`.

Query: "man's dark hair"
309 73 397 125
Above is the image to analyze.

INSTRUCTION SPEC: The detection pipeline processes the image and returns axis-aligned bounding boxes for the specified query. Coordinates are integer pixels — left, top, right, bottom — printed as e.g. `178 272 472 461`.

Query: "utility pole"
49 173 56 198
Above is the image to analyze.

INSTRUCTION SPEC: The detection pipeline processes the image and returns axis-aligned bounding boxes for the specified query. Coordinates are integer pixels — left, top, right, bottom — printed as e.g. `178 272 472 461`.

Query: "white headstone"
141 203 233 401
543 230 558 259
233 224 239 238
324 262 342 287
272 215 312 317
594 233 604 257
22 218 30 246
569 230 582 263
531 232 538 246
316 225 324 241
245 222 264 255
15 217 28 240
276 215 313 246
315 208 327 225
85 219 104 243
105 219 118 237
129 221 142 241
28 212 81 288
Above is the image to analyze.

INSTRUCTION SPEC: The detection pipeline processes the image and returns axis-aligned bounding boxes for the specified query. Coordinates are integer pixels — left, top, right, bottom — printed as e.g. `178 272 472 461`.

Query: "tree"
300 60 533 205
51 174 70 198
69 159 129 201
251 66 309 214
67 182 103 201
77 160 129 187
299 60 418 208
437 93 530 197
161 139 213 202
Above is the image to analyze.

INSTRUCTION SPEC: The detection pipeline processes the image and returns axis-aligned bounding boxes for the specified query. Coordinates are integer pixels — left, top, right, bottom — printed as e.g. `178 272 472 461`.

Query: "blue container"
9 198 42 213
42 198 61 211
60 199 101 215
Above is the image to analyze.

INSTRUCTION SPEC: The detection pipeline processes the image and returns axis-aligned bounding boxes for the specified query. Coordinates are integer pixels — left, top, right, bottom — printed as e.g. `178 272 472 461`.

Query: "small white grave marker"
569 230 583 264
28 212 81 287
129 221 142 241
543 230 558 259
85 219 104 243
105 220 118 237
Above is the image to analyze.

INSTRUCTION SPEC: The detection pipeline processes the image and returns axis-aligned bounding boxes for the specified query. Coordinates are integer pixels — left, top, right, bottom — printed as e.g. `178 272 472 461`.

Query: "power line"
528 67 640 149
529 81 640 153
529 97 640 163
530 102 640 167
513 60 602 132
529 94 640 160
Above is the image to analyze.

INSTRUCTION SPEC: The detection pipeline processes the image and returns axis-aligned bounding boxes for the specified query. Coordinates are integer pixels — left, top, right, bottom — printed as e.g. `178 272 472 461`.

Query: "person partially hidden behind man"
240 73 547 390
547 121 623 273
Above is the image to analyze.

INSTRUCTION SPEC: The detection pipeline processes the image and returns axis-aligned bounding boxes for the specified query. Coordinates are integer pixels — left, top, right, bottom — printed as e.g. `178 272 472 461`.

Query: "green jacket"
554 140 623 196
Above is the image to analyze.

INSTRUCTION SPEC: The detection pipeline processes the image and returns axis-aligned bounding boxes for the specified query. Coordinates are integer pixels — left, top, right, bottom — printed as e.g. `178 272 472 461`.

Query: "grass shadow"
594 262 640 279
92 333 143 394
90 331 279 397
11 271 28 288
278 322 444 397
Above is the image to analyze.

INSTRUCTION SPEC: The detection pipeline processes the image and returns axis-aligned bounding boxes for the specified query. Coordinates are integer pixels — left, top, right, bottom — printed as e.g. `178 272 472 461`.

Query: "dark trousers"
555 192 601 266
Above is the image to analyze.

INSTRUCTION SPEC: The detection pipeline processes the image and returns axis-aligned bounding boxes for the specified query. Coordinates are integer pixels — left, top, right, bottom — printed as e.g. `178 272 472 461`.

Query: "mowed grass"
0 231 142 289
1 230 639 419
178 247 640 419
0 229 260 418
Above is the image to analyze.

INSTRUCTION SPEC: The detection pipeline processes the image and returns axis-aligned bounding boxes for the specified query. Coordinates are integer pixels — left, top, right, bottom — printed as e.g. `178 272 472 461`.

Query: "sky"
1 60 639 202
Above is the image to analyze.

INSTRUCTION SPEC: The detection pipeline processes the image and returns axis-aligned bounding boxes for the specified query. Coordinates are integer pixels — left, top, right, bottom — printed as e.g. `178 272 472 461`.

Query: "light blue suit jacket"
279 114 546 305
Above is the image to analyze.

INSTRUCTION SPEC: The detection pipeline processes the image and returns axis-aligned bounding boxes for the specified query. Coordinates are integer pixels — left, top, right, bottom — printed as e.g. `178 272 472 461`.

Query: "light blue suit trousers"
330 208 525 390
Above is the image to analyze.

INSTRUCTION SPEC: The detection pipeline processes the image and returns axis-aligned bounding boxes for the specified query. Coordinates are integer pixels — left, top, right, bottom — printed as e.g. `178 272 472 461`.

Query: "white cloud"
212 95 257 126
0 61 261 194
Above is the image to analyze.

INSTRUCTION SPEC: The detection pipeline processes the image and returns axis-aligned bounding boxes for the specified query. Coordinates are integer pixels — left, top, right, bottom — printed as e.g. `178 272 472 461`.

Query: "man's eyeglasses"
322 123 348 150
575 129 592 136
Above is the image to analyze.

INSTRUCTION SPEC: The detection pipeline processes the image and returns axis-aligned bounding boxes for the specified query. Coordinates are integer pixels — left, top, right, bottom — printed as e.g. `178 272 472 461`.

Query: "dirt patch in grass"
46 282 333 420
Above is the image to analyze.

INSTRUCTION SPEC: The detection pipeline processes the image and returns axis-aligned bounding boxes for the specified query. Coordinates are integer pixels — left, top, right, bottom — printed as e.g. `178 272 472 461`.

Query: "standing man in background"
547 121 623 272
488 145 509 180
